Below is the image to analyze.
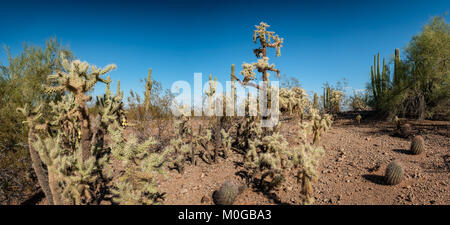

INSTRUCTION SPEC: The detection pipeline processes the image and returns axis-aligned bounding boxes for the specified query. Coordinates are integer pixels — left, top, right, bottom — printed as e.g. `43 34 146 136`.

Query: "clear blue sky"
0 0 448 101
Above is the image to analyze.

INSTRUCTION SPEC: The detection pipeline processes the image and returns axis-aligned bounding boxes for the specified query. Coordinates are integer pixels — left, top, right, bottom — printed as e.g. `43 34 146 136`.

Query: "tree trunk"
28 131 54 205
418 94 425 121
48 167 64 205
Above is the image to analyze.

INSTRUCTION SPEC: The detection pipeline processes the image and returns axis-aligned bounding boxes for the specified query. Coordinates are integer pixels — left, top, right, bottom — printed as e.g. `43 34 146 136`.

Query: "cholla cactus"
17 103 54 204
232 22 282 87
204 74 217 115
330 90 343 114
309 108 333 145
243 132 289 190
279 87 309 118
166 114 194 173
109 121 167 204
19 55 162 205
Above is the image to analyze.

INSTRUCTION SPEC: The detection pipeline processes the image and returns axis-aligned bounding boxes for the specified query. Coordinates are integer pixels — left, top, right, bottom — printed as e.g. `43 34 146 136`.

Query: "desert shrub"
368 16 449 120
0 38 73 204
385 160 404 185
410 135 425 155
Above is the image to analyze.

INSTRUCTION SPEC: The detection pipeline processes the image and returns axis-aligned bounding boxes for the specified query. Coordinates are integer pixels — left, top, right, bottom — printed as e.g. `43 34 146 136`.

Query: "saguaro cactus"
144 68 153 112
370 53 390 110
313 92 319 109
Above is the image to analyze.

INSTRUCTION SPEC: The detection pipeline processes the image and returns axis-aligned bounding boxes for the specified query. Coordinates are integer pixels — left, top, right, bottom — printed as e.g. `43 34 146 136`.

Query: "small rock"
201 196 210 203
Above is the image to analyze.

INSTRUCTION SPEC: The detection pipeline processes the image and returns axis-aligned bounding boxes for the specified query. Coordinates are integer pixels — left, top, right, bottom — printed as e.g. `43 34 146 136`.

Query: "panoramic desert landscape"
0 1 448 206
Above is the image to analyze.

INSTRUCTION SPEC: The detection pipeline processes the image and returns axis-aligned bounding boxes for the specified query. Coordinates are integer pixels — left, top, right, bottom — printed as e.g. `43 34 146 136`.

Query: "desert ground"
156 113 449 205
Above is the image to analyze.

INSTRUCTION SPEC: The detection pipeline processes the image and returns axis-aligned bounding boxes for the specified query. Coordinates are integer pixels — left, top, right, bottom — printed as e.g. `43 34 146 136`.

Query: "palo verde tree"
0 38 73 204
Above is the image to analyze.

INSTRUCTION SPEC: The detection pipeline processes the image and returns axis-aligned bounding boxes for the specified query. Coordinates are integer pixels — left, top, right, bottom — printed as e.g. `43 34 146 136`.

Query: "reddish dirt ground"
29 115 449 205
158 117 449 205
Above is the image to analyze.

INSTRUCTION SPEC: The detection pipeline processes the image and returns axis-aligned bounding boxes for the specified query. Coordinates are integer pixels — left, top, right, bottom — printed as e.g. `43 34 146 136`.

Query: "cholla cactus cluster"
19 56 167 205
233 22 333 205
330 90 344 113
279 87 309 118
243 132 289 189
233 22 282 87
166 114 194 173
109 121 167 204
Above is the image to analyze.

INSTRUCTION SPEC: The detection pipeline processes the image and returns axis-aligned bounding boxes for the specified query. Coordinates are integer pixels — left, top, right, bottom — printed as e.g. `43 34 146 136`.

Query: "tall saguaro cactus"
370 53 390 110
144 68 153 112
313 92 319 109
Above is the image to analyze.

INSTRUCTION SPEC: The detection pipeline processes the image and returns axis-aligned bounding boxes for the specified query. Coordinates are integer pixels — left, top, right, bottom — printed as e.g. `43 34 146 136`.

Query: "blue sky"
0 0 448 102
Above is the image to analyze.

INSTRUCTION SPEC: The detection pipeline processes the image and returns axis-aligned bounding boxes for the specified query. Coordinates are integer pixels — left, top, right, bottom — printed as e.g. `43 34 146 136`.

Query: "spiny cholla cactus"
330 90 344 114
232 22 282 87
166 114 194 173
279 87 309 118
108 121 167 205
213 180 246 205
410 135 425 155
243 132 289 190
308 108 333 145
290 119 326 204
19 55 150 205
17 103 54 204
385 160 404 185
